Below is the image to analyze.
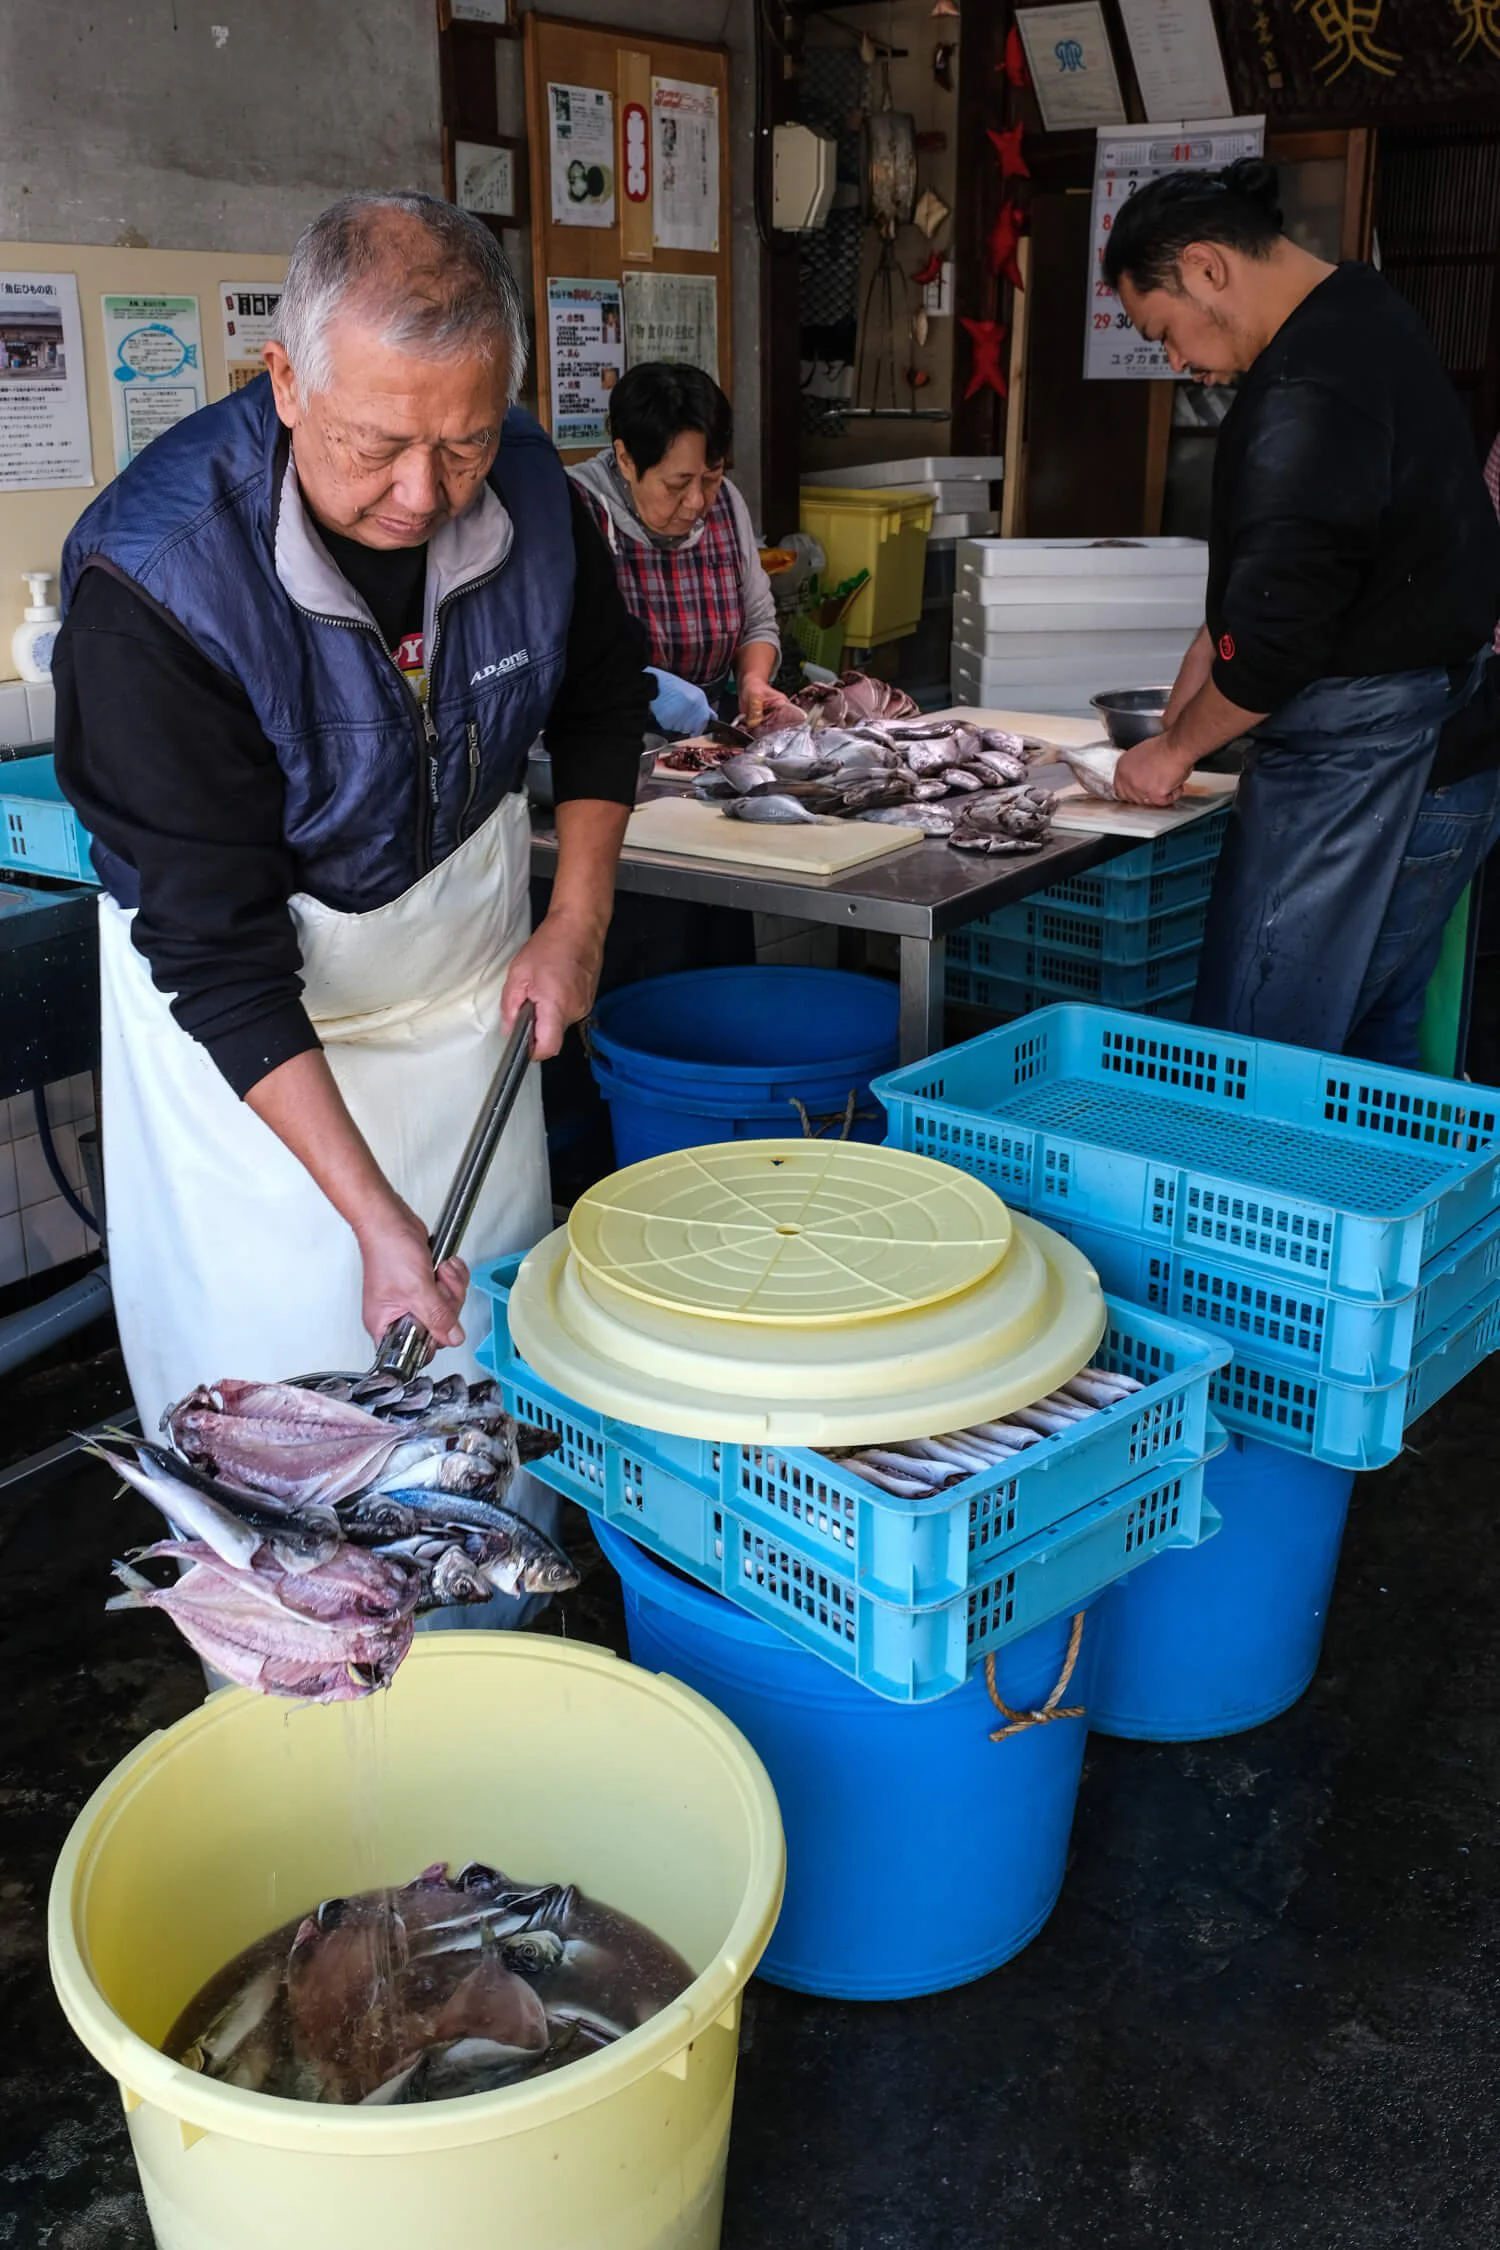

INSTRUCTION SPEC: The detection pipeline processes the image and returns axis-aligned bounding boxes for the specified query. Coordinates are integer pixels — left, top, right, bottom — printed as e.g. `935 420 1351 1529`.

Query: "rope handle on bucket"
984 1612 1087 1744
789 1091 881 1141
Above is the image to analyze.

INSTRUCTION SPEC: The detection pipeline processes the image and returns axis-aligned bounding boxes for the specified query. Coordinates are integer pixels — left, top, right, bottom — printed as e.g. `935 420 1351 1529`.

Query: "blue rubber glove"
646 667 715 737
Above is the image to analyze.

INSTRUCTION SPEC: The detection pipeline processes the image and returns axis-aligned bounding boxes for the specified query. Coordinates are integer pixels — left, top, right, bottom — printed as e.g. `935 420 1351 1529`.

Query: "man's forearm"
547 797 630 940
245 1049 398 1237
1165 626 1214 726
1161 676 1266 768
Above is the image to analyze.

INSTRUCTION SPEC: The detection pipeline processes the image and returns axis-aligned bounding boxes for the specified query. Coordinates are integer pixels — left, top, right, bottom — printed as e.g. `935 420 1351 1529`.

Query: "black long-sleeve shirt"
1208 263 1500 722
54 483 650 1097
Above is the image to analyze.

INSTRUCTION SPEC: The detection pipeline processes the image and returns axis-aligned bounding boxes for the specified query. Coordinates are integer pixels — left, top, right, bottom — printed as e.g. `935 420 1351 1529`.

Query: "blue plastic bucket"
596 1522 1097 1999
587 968 899 1164
1087 1436 1355 1742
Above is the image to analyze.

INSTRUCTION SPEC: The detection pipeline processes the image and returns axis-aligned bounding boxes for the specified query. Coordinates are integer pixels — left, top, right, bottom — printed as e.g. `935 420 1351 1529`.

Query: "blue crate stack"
873 1005 1500 1473
946 811 1228 1023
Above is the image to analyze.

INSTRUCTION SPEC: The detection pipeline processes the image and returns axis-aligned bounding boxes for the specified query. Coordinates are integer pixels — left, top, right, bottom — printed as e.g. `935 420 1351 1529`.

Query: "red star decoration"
987 200 1026 291
1002 23 1031 88
987 122 1030 180
961 318 1009 401
910 249 944 288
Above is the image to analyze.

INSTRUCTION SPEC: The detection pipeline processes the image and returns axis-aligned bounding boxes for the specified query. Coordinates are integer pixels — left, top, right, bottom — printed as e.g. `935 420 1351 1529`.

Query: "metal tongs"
294 998 537 1391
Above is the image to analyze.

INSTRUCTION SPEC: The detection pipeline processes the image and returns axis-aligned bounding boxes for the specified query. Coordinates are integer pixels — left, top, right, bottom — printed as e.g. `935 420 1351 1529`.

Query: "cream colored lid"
510 1141 1105 1445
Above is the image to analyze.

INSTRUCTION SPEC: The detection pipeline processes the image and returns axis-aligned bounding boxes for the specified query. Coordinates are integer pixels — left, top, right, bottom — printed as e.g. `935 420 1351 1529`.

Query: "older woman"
570 362 790 727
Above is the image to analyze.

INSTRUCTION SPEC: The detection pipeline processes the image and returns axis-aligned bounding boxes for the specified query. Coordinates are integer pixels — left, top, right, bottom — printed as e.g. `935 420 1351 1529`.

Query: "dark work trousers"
1192 656 1496 1069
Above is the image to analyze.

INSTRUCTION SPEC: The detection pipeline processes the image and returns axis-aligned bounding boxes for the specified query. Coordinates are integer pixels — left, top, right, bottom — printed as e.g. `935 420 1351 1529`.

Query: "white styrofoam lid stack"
508 1140 1105 1444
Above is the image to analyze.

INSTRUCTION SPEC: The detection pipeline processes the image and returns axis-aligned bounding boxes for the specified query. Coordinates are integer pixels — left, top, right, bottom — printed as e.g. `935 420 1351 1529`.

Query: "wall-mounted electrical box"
773 124 837 233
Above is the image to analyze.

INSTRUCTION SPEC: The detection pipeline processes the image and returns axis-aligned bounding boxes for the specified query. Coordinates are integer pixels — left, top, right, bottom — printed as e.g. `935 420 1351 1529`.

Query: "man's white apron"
98 792 558 1627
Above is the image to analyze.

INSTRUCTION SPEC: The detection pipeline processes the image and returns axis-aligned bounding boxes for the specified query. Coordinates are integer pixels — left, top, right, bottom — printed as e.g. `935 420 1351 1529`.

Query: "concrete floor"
3 1323 1498 2249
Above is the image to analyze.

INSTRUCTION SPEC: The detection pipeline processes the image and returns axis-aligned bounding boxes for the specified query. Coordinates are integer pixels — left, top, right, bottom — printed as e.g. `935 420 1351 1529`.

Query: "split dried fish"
823 1368 1145 1493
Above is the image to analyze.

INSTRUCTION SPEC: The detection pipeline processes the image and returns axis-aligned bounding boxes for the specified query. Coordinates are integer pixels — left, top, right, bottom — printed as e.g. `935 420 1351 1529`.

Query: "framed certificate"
446 132 526 224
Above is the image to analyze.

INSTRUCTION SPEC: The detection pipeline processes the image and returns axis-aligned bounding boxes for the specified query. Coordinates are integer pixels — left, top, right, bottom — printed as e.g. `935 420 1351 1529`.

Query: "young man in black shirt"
1103 160 1500 1064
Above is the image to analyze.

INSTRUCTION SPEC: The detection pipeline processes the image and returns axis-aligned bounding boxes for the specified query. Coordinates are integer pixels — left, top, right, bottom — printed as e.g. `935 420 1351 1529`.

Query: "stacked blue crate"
945 812 1227 1022
873 1004 1500 1471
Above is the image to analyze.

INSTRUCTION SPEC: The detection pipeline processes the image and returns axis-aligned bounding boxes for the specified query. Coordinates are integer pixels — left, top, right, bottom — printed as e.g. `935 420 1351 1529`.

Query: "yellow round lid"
510 1142 1105 1446
566 1141 1012 1326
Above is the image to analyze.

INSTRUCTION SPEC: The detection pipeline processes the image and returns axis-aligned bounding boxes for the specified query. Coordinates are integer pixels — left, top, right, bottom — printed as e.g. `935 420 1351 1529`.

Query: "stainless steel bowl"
527 744 656 810
1090 687 1172 750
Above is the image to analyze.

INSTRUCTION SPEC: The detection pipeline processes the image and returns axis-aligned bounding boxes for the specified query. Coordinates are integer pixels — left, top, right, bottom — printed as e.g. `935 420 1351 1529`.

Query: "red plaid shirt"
580 483 746 690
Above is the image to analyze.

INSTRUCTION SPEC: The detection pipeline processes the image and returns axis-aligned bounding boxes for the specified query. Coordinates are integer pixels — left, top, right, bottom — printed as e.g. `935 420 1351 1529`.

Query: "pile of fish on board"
167 1860 693 2105
92 1373 575 1703
822 1366 1143 1497
658 670 1057 855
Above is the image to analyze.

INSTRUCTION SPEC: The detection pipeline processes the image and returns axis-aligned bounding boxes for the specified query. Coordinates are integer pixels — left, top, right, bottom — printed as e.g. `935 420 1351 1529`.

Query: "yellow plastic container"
797 488 935 649
48 1636 785 2250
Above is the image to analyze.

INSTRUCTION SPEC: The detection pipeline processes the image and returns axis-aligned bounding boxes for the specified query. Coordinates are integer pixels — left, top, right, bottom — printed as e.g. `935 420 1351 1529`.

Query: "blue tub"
597 1522 1097 2000
1087 1435 1355 1741
587 967 899 1163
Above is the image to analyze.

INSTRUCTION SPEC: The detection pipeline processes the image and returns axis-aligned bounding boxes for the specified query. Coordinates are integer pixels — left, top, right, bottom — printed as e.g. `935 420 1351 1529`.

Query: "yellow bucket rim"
47 1635 786 2155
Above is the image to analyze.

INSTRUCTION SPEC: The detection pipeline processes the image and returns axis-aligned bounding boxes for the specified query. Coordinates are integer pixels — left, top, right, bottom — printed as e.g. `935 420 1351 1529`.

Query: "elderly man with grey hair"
54 193 650 1614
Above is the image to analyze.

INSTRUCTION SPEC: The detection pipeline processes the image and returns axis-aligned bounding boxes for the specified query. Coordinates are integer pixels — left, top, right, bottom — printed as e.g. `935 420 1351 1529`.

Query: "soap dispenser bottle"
12 572 60 683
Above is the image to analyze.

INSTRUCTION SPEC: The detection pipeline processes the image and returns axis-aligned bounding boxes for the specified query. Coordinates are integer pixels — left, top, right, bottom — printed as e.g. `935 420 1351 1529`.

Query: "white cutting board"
625 794 926 876
932 704 1238 839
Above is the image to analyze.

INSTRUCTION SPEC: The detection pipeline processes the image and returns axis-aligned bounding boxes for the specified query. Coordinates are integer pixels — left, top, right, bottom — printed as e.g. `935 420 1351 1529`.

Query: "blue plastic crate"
952 898 1209 969
945 927 1200 1008
0 757 95 885
874 1005 1500 1304
1205 1282 1500 1469
944 961 1197 1023
478 1255 1228 1610
1037 814 1227 916
1034 851 1221 922
484 1338 1216 1703
1055 1207 1500 1390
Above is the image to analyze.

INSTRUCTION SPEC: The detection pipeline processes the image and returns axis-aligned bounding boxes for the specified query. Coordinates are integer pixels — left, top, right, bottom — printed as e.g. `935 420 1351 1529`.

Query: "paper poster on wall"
1017 5 1128 131
621 272 718 383
548 85 616 229
0 272 93 492
102 293 206 468
651 79 719 253
218 281 283 393
1086 117 1263 380
1116 0 1231 124
548 278 625 448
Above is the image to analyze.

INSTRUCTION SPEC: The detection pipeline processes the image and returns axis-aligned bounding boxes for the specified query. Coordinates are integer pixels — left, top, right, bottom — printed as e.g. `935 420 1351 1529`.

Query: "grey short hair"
271 190 528 400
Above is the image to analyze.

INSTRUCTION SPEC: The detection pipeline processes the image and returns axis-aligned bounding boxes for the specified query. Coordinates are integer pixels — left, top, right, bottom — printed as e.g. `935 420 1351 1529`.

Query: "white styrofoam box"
951 642 1179 706
957 536 1206 581
802 456 1003 490
932 510 1000 541
24 680 55 742
0 680 29 748
952 627 1193 670
955 577 1203 624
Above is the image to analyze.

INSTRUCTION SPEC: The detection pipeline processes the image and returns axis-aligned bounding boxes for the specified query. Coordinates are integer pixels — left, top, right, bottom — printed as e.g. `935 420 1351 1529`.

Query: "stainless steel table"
530 795 1133 1063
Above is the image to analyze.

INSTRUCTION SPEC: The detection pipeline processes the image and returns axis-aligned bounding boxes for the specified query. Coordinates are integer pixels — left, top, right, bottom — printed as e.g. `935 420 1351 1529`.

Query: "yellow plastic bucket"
797 488 934 648
48 1636 785 2250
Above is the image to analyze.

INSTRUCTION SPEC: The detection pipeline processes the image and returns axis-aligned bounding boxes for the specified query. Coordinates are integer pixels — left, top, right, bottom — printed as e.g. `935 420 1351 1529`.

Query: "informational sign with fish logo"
101 292 207 470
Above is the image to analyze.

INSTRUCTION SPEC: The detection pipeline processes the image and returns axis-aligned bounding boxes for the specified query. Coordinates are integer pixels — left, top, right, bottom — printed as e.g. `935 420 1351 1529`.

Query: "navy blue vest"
62 377 574 912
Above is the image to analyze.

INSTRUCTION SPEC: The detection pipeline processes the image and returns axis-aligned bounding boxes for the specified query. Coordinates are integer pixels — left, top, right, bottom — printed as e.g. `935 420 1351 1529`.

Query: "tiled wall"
0 1074 99 1285
0 678 56 749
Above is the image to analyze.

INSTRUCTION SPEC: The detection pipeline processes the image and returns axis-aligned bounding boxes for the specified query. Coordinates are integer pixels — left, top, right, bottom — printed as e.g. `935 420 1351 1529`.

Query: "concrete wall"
0 0 763 515
0 0 443 251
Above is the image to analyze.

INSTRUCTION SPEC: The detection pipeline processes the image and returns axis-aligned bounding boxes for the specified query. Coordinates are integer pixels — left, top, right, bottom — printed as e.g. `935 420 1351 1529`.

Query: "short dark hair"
607 362 732 473
1102 158 1284 295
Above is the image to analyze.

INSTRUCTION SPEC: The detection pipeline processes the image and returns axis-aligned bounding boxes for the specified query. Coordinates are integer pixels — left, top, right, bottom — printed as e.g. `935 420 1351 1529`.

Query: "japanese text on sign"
1085 117 1264 381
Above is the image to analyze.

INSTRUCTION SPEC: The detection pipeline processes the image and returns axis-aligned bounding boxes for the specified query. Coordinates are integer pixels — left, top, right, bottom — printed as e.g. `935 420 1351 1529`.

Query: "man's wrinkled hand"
1113 737 1195 808
355 1195 468 1353
502 911 606 1061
